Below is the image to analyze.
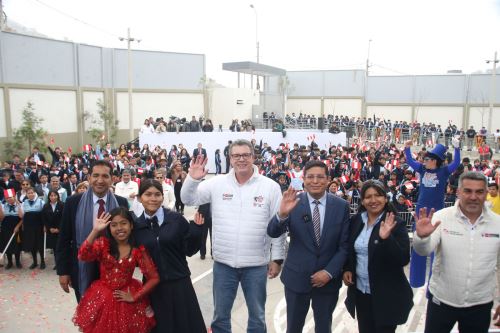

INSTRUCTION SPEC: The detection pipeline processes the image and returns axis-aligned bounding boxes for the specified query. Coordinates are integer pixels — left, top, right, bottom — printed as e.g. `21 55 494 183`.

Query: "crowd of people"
1 125 500 332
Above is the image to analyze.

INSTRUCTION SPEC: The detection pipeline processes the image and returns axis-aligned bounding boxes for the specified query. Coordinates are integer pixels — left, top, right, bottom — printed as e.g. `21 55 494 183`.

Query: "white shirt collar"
93 193 107 205
144 207 164 225
306 192 327 205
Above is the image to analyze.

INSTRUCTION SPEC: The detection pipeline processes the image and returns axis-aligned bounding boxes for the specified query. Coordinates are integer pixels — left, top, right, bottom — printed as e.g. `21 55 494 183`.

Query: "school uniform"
42 201 64 250
133 207 206 333
0 202 22 267
22 198 45 266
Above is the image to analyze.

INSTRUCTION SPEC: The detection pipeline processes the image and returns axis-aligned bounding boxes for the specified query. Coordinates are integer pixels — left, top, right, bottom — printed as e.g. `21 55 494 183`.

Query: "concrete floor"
1 206 499 333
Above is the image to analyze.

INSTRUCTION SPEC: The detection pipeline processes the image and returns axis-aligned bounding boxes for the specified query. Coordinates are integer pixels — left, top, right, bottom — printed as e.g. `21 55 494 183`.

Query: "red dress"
73 237 160 333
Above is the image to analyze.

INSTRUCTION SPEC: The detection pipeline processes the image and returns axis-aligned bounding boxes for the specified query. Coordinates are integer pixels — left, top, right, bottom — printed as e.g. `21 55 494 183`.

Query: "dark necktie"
29 200 35 207
146 216 160 238
312 200 321 246
97 199 105 218
9 205 15 212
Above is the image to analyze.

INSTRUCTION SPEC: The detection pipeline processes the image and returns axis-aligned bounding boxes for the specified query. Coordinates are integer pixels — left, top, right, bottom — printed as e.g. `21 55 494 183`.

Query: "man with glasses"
50 176 68 203
181 139 286 333
267 160 350 333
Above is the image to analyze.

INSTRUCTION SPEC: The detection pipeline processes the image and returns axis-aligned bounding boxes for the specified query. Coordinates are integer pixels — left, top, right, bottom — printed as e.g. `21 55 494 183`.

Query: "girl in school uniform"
0 190 23 269
41 190 64 269
22 187 45 269
133 179 206 333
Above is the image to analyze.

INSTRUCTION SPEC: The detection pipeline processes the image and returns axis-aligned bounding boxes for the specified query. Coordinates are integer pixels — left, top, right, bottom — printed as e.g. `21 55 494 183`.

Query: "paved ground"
2 195 500 333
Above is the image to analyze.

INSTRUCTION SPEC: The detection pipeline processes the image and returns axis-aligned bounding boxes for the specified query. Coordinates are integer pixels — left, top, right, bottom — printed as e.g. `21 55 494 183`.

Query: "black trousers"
355 289 397 333
425 294 493 333
199 218 212 257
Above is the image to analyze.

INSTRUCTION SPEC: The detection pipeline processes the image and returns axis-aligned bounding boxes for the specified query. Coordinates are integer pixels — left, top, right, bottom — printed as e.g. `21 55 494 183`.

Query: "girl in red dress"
73 207 160 333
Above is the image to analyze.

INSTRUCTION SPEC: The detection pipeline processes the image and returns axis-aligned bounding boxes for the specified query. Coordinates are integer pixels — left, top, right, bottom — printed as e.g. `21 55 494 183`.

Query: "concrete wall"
367 105 413 122
210 88 259 127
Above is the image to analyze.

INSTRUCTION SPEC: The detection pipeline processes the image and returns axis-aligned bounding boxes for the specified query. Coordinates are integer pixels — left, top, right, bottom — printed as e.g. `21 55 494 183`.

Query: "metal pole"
250 4 260 90
487 51 498 134
127 28 134 141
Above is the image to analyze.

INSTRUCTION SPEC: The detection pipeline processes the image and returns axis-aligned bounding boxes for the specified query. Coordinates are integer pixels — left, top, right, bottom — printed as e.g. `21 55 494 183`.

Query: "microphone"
303 214 311 223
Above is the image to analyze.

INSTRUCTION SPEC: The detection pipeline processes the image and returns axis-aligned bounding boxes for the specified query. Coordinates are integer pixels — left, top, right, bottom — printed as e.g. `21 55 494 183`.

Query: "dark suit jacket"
55 192 128 292
344 212 413 326
192 148 207 159
268 192 350 294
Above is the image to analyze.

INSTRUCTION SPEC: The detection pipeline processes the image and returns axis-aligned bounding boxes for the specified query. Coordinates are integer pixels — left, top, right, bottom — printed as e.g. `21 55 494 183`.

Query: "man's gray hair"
229 139 254 156
458 171 487 189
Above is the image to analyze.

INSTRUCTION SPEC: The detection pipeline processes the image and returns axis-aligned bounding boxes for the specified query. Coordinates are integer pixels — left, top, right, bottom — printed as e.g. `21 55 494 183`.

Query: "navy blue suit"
268 192 350 333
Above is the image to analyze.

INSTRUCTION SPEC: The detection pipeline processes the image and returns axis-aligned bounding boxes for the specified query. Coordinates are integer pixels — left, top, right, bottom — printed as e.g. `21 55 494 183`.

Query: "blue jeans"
211 261 267 333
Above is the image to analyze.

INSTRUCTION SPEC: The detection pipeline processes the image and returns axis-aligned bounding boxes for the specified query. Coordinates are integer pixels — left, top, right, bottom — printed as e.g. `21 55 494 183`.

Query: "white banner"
139 131 346 172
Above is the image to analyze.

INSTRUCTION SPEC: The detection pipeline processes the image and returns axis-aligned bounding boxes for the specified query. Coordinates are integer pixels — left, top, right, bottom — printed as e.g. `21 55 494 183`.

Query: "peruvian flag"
323 160 331 168
385 161 393 171
352 161 360 170
347 153 352 159
484 168 492 176
340 175 350 184
392 160 399 167
134 177 141 187
405 199 413 207
3 189 15 198
404 182 414 190
271 156 277 165
137 168 144 175
286 170 294 179
83 144 92 152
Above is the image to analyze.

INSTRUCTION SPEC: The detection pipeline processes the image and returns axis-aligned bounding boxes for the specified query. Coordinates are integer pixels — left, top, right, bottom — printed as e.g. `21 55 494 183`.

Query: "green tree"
3 102 48 158
83 99 119 146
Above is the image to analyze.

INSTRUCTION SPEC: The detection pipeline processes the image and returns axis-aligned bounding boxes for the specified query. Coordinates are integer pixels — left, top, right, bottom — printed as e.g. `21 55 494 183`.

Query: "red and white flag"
484 168 492 176
3 189 15 198
137 168 144 175
392 160 399 167
404 182 414 190
340 175 350 183
83 144 92 152
352 161 360 170
164 178 173 186
271 156 277 165
134 177 141 187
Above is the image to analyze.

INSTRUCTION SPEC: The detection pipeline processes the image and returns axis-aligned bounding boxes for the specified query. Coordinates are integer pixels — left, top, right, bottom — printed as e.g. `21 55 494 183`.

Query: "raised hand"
193 211 205 226
93 212 112 232
188 154 208 180
405 140 413 148
278 187 300 219
379 212 397 240
414 207 441 238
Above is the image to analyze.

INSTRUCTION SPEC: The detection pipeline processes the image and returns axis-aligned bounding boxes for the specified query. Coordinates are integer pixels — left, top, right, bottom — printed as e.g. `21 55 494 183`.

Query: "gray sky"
4 0 500 87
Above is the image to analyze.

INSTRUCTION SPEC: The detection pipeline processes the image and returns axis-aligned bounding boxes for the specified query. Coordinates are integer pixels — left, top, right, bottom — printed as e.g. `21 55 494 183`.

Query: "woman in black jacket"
133 179 206 333
343 180 413 333
42 190 64 268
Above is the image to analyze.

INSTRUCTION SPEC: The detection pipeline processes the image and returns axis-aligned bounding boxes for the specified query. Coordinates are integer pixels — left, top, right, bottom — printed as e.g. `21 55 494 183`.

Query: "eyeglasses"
305 175 327 180
230 153 252 160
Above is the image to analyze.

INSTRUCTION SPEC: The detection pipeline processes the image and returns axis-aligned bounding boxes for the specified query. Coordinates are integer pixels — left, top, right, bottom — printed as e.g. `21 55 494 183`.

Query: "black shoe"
16 262 22 269
200 255 206 260
5 262 13 269
53 266 57 270
40 262 46 270
29 263 38 269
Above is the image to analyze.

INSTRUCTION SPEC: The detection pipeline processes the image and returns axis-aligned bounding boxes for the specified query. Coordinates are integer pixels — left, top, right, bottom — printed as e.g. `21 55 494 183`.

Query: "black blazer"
192 148 207 159
133 208 203 282
55 193 128 290
344 212 413 327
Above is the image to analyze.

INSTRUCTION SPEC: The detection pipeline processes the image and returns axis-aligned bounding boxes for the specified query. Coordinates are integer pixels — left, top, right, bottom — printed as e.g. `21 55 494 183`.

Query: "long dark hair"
106 207 136 260
357 180 397 214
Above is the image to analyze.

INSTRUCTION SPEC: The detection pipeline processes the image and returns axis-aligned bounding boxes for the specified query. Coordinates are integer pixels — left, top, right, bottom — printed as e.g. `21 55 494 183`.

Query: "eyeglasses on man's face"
230 153 252 160
304 174 327 181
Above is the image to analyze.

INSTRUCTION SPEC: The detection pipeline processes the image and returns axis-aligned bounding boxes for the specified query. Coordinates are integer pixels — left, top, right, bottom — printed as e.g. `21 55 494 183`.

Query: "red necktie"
97 199 105 218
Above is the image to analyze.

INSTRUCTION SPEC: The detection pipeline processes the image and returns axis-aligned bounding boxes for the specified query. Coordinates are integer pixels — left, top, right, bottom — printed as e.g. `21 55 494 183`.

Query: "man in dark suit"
29 146 46 163
63 173 79 196
56 160 128 302
268 160 350 333
192 143 207 160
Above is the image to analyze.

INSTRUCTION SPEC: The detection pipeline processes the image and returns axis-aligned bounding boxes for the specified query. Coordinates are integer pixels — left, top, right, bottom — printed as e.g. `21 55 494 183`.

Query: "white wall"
414 106 464 127
116 92 204 130
469 107 500 131
211 88 259 127
287 99 321 116
9 89 77 133
324 99 362 118
367 106 413 122
82 91 105 130
0 88 5 137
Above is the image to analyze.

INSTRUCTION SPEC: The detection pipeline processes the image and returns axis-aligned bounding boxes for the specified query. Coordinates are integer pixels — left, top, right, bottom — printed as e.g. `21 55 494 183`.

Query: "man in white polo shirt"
114 169 138 209
413 171 500 333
